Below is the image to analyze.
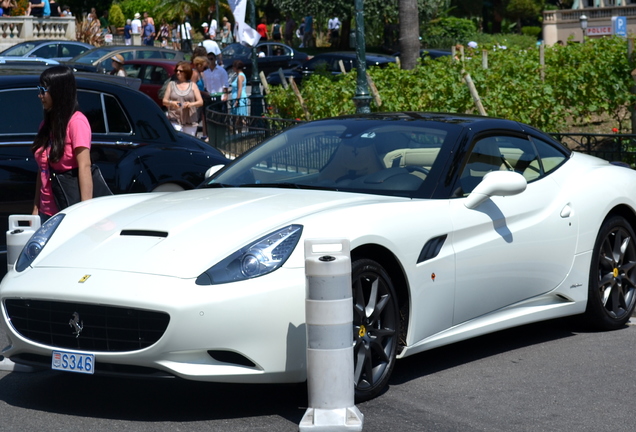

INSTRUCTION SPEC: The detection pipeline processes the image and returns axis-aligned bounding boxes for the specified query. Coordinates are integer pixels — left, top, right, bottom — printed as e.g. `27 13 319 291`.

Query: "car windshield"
222 44 250 57
72 48 113 64
205 119 461 198
1 43 37 56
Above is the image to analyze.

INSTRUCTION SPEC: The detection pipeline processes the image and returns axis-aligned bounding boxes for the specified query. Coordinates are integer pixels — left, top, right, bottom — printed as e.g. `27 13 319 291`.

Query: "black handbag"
50 164 113 210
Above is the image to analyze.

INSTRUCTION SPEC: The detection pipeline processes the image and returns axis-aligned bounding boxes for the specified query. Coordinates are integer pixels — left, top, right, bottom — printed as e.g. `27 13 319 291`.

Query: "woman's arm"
162 82 178 109
75 147 93 201
185 85 204 109
32 173 41 215
236 73 245 102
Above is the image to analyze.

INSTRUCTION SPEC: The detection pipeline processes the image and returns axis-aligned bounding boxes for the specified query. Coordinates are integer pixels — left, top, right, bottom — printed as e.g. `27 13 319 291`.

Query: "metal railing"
205 98 303 159
550 133 636 167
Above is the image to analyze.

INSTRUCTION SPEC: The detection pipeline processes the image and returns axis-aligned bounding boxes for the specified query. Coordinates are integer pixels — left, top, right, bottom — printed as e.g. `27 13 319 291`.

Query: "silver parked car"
0 40 93 61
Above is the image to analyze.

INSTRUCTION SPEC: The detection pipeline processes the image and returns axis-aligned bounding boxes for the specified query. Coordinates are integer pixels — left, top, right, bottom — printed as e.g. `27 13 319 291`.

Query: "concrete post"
299 239 363 432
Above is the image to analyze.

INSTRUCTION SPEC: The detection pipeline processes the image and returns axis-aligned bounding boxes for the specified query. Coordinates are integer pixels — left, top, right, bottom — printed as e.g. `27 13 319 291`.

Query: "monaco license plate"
51 350 95 375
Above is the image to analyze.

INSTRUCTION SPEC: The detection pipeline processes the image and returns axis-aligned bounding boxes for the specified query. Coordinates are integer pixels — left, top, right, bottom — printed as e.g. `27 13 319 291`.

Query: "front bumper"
0 266 307 383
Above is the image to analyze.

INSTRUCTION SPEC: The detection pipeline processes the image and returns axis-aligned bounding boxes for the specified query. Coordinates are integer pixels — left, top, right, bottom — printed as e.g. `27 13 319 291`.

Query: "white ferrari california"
2 112 636 402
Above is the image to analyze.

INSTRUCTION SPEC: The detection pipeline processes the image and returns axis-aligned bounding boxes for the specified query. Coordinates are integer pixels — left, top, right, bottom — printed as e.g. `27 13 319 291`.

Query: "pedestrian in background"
180 18 193 53
131 12 141 34
32 66 92 223
271 18 281 41
221 17 232 47
171 21 180 51
142 18 155 46
163 61 203 136
124 19 132 45
284 14 295 46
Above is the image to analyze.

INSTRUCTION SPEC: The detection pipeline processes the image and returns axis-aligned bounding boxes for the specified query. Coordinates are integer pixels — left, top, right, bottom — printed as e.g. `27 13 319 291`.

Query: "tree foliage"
267 36 636 132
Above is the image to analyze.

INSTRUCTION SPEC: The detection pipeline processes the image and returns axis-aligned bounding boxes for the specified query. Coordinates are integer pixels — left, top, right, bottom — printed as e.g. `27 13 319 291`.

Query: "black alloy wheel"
352 259 399 402
585 216 636 330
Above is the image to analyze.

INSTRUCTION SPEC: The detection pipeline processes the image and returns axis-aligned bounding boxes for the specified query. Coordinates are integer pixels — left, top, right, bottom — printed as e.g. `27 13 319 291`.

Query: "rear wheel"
352 259 399 402
585 216 636 329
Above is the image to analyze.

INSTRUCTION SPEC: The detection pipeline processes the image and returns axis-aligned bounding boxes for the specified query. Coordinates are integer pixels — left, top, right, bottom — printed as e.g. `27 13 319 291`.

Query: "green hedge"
267 36 635 132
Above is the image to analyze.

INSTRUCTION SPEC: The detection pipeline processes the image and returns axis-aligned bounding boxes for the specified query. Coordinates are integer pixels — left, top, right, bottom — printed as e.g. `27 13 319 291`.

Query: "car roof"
314 51 396 61
0 71 142 91
124 58 180 65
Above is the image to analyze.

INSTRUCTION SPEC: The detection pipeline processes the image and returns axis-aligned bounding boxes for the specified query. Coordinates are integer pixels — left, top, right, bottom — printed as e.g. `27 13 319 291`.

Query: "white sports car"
2 112 636 402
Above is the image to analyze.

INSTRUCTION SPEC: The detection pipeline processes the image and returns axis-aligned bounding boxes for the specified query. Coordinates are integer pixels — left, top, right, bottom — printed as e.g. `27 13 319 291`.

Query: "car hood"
35 188 401 278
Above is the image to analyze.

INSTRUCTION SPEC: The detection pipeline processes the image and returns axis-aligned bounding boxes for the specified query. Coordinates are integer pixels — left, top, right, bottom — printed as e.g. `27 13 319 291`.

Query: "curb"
0 356 35 373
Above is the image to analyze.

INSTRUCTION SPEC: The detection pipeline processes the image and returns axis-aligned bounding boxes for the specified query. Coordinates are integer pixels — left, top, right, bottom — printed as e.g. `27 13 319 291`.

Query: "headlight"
196 224 303 285
15 214 65 272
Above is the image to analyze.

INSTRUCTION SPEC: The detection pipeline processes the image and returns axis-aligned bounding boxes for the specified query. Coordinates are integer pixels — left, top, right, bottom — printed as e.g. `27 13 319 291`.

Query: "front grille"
5 299 170 352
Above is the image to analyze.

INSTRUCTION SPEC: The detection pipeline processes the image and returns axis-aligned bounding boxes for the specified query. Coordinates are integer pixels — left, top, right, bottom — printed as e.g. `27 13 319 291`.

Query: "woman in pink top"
31 66 92 222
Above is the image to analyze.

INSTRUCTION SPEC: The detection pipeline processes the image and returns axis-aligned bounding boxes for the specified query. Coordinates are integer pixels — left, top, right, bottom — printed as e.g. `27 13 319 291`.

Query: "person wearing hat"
131 12 142 34
110 54 127 77
201 22 209 36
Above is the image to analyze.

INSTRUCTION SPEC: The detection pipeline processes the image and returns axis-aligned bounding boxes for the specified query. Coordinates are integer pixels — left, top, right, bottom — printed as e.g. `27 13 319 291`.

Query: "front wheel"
585 216 636 330
352 259 399 402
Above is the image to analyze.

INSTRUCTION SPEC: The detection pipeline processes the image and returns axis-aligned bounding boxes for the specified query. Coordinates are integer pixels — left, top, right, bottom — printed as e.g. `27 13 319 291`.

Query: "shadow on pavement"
0 370 309 423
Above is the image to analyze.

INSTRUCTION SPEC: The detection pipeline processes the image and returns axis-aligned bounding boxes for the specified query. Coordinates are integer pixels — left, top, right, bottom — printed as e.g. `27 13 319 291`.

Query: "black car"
0 72 228 273
65 46 185 74
221 42 309 77
266 51 397 86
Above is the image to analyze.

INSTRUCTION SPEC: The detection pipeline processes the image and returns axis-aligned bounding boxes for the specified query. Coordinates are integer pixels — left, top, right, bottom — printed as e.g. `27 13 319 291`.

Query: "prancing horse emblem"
69 312 83 338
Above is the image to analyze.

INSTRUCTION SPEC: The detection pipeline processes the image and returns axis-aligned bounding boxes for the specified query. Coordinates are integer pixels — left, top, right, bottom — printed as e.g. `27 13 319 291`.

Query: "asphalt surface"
1 316 635 431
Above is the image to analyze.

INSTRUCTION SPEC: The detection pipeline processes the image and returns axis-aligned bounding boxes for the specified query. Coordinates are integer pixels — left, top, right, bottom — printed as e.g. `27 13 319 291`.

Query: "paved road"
1 316 635 431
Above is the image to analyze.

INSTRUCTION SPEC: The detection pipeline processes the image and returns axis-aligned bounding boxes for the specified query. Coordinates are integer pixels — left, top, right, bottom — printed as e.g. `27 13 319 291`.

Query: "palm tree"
399 0 420 70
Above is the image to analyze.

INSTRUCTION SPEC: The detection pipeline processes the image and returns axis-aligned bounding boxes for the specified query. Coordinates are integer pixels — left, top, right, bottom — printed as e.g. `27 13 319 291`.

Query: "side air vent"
120 230 168 238
417 234 447 263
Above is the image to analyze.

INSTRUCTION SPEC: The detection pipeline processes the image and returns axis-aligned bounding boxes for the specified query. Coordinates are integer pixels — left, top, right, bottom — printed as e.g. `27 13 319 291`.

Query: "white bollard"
299 239 363 432
6 215 40 272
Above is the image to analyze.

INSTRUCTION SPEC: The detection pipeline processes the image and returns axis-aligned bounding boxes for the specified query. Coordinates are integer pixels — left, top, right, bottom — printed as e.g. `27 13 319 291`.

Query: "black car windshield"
205 118 462 198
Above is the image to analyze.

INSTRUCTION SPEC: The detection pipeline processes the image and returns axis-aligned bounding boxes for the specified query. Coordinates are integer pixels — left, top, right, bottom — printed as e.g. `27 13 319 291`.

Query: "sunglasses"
37 85 49 96
175 69 184 73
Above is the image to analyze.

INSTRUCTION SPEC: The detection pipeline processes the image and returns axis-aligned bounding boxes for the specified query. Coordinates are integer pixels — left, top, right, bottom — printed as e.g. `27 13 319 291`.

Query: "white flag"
227 0 260 47
227 0 246 23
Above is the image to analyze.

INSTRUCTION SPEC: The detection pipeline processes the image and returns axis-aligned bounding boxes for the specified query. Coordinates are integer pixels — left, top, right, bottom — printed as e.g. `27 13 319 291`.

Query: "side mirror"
464 171 527 209
205 164 225 179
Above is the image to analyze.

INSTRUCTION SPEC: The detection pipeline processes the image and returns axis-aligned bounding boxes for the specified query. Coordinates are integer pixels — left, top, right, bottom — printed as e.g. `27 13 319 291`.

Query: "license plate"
51 350 95 374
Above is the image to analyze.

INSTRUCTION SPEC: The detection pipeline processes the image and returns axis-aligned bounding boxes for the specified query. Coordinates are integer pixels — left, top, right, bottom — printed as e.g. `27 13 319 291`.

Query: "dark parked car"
221 42 309 77
0 72 228 275
391 49 452 60
266 51 397 86
123 58 178 108
0 40 93 61
65 46 185 74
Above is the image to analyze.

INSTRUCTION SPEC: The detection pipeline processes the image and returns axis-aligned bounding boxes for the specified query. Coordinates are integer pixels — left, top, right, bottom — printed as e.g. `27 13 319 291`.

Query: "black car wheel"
585 216 636 330
352 259 399 402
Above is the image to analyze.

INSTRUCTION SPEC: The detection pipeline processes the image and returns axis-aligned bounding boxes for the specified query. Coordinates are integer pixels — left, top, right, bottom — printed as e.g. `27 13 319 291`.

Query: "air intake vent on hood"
120 230 168 238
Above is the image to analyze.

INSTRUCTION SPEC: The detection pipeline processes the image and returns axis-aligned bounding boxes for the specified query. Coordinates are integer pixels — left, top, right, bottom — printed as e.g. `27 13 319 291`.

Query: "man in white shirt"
180 18 192 53
199 34 221 56
131 12 141 34
209 18 218 39
327 16 341 46
203 52 229 95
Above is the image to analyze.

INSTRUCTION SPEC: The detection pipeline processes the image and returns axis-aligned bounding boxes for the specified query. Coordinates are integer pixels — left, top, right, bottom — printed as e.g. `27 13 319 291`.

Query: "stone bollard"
299 239 363 432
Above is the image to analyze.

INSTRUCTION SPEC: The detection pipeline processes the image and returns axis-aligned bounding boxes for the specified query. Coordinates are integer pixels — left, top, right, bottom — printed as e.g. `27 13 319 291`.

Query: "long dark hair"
32 66 80 163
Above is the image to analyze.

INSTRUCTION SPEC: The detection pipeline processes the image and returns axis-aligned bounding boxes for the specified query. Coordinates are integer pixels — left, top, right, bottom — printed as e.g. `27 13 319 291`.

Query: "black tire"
352 259 399 402
585 216 636 330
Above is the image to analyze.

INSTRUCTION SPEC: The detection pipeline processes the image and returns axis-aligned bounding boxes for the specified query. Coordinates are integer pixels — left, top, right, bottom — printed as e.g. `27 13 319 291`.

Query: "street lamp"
580 14 588 44
249 0 263 117
352 0 372 114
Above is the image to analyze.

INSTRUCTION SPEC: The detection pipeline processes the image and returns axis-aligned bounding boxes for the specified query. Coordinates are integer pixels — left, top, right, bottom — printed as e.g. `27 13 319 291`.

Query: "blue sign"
613 16 627 38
